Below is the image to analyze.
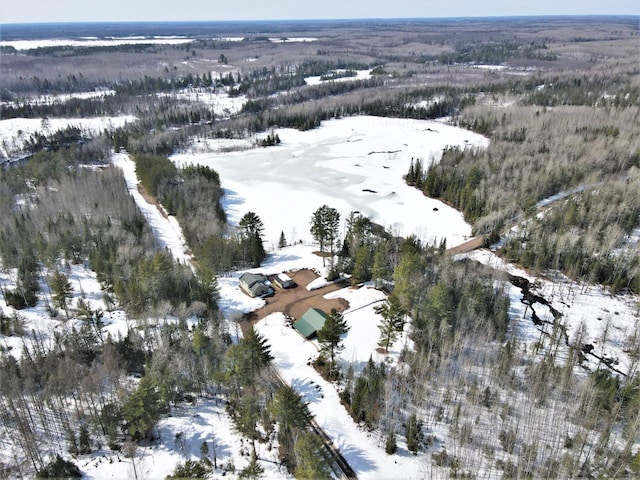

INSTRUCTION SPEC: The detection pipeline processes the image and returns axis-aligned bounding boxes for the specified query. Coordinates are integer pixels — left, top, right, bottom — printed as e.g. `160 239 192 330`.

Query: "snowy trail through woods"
112 152 194 269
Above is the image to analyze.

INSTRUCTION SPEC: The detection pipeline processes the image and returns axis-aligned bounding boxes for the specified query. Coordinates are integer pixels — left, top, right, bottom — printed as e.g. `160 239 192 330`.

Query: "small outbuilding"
239 272 272 298
293 308 328 339
273 273 296 289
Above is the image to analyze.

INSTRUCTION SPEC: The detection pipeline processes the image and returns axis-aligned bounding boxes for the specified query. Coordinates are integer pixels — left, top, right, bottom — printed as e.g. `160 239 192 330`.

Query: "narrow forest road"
445 234 487 256
113 152 195 270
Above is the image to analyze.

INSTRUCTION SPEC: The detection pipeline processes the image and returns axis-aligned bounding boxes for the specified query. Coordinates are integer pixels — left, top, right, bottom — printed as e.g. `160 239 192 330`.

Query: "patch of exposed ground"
240 269 349 333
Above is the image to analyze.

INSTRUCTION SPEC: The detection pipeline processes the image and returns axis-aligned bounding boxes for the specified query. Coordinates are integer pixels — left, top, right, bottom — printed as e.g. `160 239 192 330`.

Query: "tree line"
407 103 640 293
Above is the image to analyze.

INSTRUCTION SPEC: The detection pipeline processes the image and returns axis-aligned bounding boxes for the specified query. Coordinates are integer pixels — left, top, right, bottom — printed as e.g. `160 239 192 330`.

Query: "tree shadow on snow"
290 377 324 404
263 252 303 266
338 441 377 474
220 188 245 210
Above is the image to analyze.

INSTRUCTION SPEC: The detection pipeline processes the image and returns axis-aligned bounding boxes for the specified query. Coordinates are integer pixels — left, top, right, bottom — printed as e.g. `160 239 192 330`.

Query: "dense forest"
0 16 639 479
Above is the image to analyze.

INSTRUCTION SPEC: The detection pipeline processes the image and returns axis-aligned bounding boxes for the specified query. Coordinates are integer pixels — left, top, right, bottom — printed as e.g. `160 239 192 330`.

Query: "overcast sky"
1 0 638 24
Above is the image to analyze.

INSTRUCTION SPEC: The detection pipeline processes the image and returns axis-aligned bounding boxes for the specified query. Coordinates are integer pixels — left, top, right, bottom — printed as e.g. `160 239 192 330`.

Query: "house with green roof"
293 308 328 339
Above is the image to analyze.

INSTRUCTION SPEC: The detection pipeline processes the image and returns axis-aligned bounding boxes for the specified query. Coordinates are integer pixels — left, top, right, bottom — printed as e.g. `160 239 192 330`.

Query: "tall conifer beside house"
239 211 266 267
317 308 349 379
310 205 340 267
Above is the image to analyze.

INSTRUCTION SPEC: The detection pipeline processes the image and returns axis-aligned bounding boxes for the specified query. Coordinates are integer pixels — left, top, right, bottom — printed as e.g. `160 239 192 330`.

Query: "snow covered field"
0 116 136 160
0 37 193 50
172 115 489 250
157 89 246 117
304 68 373 86
0 89 116 107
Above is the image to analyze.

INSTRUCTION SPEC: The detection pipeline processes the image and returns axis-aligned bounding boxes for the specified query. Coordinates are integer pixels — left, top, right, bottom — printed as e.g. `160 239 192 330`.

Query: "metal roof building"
293 308 328 339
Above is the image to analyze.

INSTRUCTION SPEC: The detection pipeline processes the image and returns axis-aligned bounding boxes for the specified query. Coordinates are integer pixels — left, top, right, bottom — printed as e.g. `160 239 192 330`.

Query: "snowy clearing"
157 89 246 117
1 89 115 107
0 116 136 160
80 397 290 480
304 68 373 86
112 152 194 269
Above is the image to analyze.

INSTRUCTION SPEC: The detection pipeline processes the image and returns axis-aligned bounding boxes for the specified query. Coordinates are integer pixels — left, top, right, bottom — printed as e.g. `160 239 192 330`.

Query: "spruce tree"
351 245 371 285
294 432 332 479
239 211 266 267
269 385 313 467
122 376 162 441
50 270 73 317
377 295 406 352
405 413 423 454
385 430 398 454
317 309 349 380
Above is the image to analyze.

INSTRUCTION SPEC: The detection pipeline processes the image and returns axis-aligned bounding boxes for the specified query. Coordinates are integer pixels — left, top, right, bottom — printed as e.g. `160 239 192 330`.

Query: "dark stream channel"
507 273 626 377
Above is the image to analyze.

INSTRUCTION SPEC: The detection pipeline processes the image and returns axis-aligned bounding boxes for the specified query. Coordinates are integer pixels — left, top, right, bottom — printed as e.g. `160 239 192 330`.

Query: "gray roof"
239 272 267 285
239 272 270 297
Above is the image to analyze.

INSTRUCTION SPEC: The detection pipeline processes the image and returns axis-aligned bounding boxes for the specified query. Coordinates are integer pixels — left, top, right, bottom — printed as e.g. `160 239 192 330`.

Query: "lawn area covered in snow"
255 302 424 480
172 115 488 250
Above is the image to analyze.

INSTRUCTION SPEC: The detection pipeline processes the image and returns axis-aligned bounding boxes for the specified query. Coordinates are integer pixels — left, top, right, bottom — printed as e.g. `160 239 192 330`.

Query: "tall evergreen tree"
269 385 312 434
269 384 314 468
377 295 406 352
222 327 273 392
294 432 332 479
49 270 73 318
317 309 349 379
371 242 390 286
122 376 163 441
351 244 372 285
233 394 262 459
405 413 423 454
278 230 287 249
310 205 340 266
239 211 266 267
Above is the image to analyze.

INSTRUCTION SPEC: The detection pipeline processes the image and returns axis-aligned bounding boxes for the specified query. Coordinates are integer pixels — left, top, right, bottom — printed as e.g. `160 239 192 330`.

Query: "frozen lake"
172 116 489 250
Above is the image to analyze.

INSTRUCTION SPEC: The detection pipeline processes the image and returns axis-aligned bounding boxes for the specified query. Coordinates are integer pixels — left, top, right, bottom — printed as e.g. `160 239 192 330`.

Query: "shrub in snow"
36 455 81 478
385 430 398 454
